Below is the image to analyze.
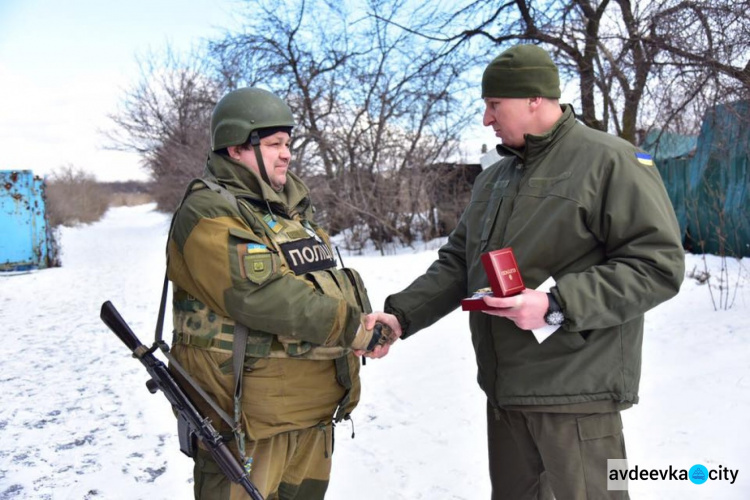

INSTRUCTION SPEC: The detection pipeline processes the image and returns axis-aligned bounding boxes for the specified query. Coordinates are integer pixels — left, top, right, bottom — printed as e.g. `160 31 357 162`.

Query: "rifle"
100 300 264 500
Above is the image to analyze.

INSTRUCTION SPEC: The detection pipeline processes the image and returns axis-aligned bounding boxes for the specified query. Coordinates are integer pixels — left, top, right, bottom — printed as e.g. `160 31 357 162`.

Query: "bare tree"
108 1 480 245
382 0 750 143
642 0 750 134
209 0 474 248
106 48 221 210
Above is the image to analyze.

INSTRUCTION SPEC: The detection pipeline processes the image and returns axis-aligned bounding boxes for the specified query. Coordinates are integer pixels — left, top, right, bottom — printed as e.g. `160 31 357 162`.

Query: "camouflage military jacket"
167 152 366 439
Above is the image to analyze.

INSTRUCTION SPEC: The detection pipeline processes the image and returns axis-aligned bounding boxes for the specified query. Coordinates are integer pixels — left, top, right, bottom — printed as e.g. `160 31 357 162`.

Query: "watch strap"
546 293 561 313
545 293 565 326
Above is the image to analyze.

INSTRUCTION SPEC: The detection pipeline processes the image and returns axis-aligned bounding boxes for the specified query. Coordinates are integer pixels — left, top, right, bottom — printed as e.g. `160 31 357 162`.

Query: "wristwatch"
544 293 565 326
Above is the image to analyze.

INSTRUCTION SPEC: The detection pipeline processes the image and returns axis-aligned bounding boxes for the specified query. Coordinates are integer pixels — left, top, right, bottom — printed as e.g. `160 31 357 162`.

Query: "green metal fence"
644 100 750 257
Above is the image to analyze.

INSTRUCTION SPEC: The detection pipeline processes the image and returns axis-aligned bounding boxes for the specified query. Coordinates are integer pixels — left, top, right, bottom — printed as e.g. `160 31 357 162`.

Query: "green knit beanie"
481 44 561 99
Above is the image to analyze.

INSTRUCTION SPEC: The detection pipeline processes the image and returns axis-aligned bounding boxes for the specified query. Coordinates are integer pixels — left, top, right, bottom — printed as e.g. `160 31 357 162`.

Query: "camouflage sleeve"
169 191 362 347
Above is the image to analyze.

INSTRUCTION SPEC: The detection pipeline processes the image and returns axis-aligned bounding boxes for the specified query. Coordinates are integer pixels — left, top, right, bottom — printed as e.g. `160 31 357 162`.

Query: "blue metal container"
1 170 58 271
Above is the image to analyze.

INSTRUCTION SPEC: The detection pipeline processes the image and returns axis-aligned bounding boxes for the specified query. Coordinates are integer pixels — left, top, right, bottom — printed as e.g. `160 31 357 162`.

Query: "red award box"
461 247 525 311
482 247 525 297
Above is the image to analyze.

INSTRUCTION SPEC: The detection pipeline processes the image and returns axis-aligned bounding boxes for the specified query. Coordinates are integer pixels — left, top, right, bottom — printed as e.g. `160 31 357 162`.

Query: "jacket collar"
204 151 310 216
496 104 577 164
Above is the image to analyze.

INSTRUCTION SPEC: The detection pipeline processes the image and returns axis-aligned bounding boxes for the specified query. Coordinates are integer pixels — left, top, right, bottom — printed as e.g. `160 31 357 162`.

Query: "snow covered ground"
1 203 748 499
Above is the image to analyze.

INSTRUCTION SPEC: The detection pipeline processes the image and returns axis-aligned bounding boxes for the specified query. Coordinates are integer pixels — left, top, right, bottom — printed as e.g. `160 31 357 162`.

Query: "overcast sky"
0 0 242 182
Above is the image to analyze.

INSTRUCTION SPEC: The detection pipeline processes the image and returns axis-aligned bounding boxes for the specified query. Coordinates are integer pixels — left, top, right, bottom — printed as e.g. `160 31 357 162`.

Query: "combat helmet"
211 87 295 151
211 87 295 188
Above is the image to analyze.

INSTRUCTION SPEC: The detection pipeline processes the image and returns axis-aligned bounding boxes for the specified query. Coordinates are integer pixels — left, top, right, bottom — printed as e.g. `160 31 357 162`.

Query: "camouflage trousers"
487 403 629 500
193 423 333 500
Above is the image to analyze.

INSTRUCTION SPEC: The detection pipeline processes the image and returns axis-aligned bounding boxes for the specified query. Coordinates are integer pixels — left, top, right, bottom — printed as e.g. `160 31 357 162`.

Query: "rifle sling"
153 178 246 435
232 323 249 458
156 270 238 432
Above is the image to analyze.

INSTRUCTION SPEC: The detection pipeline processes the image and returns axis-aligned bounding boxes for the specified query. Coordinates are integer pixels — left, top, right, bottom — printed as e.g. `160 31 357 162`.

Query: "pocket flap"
528 171 572 188
577 412 623 441
228 226 265 245
305 269 343 298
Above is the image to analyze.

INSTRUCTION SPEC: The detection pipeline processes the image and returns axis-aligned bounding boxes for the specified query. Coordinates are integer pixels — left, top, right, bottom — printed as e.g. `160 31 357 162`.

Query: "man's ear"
227 145 241 160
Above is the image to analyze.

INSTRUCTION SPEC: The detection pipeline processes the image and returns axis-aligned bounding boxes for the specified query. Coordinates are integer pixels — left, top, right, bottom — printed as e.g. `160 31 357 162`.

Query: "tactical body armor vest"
169 178 371 435
172 178 372 362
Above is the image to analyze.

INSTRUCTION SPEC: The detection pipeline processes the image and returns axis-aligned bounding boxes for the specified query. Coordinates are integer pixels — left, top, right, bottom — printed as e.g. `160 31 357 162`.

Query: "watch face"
545 310 565 326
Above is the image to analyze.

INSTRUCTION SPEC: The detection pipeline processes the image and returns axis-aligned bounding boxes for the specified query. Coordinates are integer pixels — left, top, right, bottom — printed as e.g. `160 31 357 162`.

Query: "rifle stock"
101 300 141 352
100 301 264 500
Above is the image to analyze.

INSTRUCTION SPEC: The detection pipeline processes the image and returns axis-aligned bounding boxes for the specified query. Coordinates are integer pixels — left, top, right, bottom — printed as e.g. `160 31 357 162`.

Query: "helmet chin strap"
250 131 273 188
250 131 279 220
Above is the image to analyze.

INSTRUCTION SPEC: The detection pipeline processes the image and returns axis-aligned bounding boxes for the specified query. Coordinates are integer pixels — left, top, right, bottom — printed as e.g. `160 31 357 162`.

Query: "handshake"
351 312 402 359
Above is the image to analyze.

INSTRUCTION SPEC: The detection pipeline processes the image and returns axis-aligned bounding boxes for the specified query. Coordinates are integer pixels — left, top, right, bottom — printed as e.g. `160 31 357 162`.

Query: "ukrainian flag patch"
263 213 283 233
635 152 654 166
246 243 267 254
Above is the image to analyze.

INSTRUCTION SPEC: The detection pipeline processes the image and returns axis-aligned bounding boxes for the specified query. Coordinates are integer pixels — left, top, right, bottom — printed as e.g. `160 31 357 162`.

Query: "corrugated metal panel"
1 170 55 271
642 130 698 162
642 130 698 241
653 155 692 242
643 102 750 257
688 101 750 256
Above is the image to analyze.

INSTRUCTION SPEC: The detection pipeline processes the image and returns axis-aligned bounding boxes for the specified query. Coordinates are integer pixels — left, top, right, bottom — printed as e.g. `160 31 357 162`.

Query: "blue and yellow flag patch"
635 152 654 166
246 243 268 254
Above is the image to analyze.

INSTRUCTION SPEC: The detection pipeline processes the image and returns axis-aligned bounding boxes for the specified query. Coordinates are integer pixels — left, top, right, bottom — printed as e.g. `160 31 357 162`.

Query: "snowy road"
1 204 749 499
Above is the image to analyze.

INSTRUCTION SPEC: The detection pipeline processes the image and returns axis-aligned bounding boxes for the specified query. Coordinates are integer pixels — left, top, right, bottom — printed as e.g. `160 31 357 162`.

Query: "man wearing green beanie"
380 44 685 499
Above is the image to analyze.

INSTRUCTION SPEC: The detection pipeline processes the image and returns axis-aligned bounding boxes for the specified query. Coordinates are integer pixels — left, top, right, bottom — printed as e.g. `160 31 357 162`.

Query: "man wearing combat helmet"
167 87 398 499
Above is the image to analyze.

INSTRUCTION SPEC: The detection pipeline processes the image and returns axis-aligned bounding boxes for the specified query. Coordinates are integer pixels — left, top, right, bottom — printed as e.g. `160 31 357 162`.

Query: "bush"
45 166 110 227
102 181 154 207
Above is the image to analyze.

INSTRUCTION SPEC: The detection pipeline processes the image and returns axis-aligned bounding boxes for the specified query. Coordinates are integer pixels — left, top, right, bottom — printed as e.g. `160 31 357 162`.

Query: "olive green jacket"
167 152 364 439
386 106 685 408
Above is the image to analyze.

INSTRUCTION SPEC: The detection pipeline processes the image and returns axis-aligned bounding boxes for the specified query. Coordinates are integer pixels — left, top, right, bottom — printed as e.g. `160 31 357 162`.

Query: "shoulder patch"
635 152 654 166
241 251 275 285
